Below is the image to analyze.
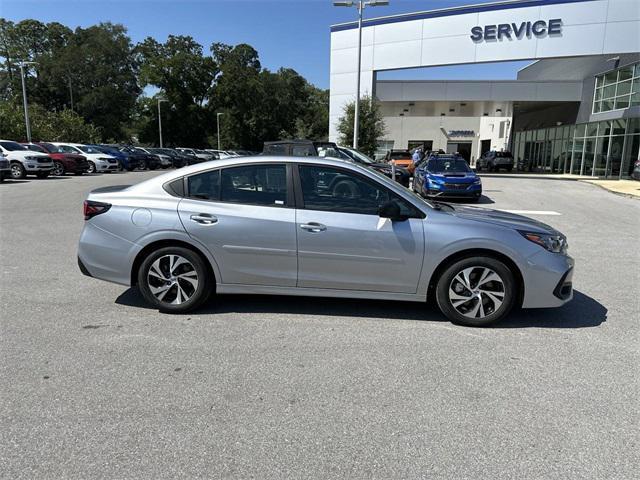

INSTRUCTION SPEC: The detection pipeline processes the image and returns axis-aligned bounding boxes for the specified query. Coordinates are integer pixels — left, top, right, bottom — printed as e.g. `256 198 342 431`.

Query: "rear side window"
292 145 315 157
187 170 220 200
221 164 287 207
263 145 287 155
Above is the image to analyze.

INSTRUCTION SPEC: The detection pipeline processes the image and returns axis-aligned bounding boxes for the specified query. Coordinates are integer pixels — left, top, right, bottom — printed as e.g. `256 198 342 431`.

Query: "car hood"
8 151 50 160
449 205 558 234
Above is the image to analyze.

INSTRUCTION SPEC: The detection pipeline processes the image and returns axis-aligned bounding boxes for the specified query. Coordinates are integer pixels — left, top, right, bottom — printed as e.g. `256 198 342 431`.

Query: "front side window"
298 165 419 217
221 164 287 207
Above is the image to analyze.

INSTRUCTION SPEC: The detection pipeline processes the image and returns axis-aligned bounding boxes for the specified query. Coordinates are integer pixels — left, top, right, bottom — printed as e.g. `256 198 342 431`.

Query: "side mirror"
378 201 407 221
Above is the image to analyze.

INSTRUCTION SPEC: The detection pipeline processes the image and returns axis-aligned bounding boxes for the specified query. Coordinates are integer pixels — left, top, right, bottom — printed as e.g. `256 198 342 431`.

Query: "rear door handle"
300 222 326 232
190 214 218 225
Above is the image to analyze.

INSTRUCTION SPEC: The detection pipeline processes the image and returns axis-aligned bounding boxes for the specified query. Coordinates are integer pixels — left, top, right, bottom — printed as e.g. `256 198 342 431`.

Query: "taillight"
83 200 111 220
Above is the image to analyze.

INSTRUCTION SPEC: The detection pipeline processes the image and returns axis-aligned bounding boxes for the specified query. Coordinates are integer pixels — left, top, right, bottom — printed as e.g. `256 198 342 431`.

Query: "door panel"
296 210 424 293
177 164 297 287
295 164 424 293
179 200 297 286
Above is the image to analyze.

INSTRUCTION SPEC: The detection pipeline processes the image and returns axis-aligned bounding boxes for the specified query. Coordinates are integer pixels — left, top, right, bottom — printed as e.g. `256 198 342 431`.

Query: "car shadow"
115 289 605 329
0 180 30 185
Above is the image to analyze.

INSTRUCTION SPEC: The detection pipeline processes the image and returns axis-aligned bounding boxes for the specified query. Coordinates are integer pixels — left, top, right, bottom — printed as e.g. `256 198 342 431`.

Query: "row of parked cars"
0 140 255 181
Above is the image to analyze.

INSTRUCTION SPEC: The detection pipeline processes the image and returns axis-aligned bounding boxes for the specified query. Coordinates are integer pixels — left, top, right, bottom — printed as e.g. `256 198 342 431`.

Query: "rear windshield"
0 141 26 151
389 151 410 159
495 152 513 157
427 158 471 173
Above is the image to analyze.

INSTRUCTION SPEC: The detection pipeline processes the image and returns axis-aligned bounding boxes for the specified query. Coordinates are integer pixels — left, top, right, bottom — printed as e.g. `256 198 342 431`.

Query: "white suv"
51 143 118 173
0 139 53 179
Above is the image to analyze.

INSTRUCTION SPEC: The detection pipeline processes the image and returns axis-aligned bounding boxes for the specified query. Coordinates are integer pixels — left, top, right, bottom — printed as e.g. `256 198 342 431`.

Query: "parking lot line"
499 210 562 216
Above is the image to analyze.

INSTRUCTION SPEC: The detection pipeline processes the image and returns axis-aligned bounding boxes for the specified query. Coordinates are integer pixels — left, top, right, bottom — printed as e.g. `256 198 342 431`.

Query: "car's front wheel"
435 256 517 327
11 162 26 179
138 247 212 313
87 161 96 174
52 161 65 176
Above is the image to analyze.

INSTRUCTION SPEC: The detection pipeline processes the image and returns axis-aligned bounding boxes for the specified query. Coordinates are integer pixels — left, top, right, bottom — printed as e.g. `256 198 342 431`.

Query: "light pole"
18 61 37 143
217 112 224 150
68 77 74 111
157 98 168 148
333 0 388 150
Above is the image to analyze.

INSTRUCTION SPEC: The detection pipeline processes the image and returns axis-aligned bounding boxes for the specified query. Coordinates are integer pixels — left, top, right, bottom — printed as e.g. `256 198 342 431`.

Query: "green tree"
336 95 386 157
0 101 99 142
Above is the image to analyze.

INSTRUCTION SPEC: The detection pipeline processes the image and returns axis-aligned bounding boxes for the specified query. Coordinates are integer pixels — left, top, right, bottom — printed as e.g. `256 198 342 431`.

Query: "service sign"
471 19 562 42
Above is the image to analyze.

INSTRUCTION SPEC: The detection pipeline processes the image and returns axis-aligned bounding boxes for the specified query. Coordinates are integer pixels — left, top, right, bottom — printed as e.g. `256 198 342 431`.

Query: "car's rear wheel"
87 161 96 174
52 161 65 176
138 159 147 170
435 256 517 327
138 247 212 313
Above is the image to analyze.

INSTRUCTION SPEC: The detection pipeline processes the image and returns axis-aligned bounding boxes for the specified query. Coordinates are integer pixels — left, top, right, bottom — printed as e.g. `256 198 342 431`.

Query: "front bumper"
25 163 53 172
426 182 482 198
521 251 574 308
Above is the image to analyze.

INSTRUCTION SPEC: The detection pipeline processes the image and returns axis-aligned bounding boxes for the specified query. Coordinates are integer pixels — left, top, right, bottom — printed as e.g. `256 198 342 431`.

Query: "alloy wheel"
448 266 506 319
147 254 199 305
87 161 96 174
53 162 64 176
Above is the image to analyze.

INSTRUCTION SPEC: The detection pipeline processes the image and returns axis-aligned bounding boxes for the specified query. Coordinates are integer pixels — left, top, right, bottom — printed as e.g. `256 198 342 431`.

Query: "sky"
2 0 531 88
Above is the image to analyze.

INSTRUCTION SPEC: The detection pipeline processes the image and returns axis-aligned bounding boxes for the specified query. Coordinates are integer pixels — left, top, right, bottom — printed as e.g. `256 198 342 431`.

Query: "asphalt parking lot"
1 171 639 479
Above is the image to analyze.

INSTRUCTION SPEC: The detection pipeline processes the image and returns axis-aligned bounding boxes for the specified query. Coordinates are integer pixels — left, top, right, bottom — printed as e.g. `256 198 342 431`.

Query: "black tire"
52 161 65 176
11 162 26 179
0 172 4 182
117 161 124 172
138 159 147 170
506 166 513 172
332 179 360 199
87 161 96 174
36 171 50 179
137 246 212 313
435 256 517 327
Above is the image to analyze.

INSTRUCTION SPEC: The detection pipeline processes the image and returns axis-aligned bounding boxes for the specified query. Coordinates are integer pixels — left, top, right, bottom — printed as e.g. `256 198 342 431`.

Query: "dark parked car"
477 151 515 172
337 146 410 187
118 146 161 170
23 142 89 176
632 159 640 180
96 145 140 171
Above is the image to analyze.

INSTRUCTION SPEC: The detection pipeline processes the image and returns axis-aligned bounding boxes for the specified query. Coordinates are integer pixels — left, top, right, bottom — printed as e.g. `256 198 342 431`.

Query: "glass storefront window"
621 134 640 178
575 124 586 137
587 123 599 137
593 61 640 113
571 139 584 175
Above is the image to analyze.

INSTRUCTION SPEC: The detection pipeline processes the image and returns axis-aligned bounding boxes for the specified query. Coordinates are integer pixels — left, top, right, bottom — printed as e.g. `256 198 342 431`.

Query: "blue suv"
413 154 482 202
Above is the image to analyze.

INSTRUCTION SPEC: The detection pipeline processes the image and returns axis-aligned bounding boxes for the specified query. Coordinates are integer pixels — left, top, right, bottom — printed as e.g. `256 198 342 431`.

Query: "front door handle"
190 214 218 225
300 222 326 233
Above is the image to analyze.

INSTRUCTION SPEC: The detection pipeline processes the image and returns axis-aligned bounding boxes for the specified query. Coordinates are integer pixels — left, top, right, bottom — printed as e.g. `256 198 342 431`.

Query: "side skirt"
216 284 426 303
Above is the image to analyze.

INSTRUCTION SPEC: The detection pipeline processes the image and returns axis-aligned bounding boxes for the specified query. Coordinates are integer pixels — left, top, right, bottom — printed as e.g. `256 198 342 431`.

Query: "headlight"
473 177 482 184
519 231 568 254
99 157 112 161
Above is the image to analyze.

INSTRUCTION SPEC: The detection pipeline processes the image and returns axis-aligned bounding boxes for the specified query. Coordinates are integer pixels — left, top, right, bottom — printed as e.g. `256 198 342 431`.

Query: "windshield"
389 151 410 159
25 144 47 153
427 158 472 173
342 147 375 165
0 141 27 151
495 151 513 157
79 146 102 154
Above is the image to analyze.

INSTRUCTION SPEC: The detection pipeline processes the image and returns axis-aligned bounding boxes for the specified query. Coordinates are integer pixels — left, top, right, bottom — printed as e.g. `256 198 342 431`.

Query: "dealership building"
329 0 640 178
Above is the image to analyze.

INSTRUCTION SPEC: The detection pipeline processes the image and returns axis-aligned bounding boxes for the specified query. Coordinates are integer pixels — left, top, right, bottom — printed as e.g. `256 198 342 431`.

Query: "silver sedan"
78 157 574 327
